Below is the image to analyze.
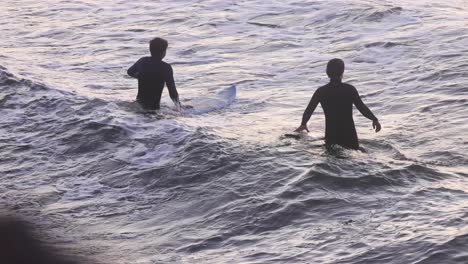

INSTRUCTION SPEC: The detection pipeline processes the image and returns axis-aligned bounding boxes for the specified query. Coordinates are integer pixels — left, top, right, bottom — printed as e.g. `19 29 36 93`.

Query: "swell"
0 66 51 92
418 233 468 264
336 233 468 264
162 151 455 257
2 1 468 262
0 67 178 184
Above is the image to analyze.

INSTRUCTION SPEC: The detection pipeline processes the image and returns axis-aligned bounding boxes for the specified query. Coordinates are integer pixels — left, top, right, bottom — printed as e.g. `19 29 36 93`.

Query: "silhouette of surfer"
128 37 191 111
295 58 381 149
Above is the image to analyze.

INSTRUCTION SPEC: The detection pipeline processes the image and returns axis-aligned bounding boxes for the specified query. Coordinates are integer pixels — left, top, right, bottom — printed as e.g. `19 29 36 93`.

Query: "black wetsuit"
127 56 179 110
301 80 378 149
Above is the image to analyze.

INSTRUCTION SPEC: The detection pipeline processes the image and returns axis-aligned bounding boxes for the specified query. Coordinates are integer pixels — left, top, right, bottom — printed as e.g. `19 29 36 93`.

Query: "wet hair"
149 37 168 58
326 58 345 80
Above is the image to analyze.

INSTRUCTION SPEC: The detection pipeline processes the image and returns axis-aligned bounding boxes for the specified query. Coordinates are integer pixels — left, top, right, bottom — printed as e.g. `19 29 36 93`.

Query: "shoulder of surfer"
316 84 329 93
134 56 153 67
161 61 174 75
335 82 357 94
342 83 359 95
161 60 172 67
341 82 355 89
140 56 152 61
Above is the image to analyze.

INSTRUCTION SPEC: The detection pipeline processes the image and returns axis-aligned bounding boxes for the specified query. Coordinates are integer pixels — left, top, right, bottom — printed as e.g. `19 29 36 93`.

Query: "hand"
373 119 381 133
295 124 309 133
173 101 183 112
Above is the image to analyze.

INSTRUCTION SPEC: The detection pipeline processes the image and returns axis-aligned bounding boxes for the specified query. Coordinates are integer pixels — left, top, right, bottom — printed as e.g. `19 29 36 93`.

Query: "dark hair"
149 37 168 58
326 58 345 80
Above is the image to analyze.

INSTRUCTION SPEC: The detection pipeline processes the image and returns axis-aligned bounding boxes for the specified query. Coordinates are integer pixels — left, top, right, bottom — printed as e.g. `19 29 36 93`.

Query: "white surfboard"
181 85 236 115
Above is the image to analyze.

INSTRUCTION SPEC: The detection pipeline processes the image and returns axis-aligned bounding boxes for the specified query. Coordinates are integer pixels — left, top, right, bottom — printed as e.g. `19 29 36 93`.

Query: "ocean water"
1 0 467 263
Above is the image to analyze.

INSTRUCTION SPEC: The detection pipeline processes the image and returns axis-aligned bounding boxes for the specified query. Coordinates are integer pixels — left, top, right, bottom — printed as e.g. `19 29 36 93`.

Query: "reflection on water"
0 0 467 263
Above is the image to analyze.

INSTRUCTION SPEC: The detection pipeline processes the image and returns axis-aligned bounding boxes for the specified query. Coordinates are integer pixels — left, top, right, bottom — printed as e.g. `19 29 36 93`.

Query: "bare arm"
127 58 143 78
295 90 320 132
165 65 180 108
352 86 381 132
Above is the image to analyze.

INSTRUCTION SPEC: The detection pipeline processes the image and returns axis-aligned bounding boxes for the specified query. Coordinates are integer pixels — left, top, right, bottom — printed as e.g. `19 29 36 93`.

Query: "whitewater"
0 0 467 263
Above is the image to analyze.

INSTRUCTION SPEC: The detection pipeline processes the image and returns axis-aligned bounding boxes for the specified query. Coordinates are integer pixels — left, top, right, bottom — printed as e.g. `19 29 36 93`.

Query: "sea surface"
1 0 467 263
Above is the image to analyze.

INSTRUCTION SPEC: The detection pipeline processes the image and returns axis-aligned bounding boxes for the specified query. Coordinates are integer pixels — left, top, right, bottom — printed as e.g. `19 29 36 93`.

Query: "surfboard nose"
218 85 236 103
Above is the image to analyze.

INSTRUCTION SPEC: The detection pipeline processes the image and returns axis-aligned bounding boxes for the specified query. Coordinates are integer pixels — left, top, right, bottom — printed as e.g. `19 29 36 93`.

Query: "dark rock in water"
0 216 79 264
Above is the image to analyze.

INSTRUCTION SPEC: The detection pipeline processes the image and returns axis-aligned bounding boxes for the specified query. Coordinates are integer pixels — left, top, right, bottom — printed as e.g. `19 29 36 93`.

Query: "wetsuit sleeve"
165 65 180 106
127 58 143 78
352 86 378 121
301 89 320 126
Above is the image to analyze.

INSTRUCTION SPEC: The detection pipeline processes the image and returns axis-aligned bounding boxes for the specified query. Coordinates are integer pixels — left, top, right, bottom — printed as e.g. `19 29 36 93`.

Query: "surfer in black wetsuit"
295 58 381 149
128 37 188 110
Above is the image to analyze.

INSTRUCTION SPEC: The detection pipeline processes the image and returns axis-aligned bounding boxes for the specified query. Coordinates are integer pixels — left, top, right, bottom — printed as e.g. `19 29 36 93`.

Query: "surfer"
128 37 189 110
295 58 381 149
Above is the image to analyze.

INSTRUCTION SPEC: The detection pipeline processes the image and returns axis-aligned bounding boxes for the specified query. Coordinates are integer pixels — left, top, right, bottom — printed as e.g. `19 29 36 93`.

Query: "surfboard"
281 133 324 143
283 133 302 139
180 85 236 115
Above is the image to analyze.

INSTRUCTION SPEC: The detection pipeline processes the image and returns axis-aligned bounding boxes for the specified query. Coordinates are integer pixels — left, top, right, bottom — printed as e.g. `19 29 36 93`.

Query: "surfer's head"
150 37 168 59
326 58 345 81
